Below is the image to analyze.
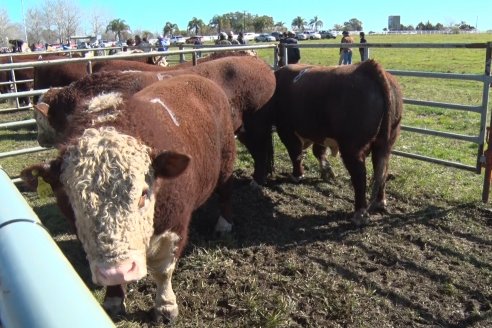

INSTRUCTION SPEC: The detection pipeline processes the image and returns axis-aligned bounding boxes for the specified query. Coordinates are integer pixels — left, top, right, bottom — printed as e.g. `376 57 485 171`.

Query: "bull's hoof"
351 210 370 227
249 179 263 190
368 199 387 213
154 304 179 324
320 167 336 182
289 174 304 183
214 216 233 236
103 296 126 317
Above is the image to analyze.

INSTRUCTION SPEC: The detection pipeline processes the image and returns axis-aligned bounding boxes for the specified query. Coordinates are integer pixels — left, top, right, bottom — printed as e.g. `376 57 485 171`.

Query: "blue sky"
6 0 492 34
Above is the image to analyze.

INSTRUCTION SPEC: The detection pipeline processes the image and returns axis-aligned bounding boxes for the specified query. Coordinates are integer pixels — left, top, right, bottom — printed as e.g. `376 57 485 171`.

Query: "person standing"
216 32 232 45
278 31 300 67
228 31 240 45
237 32 247 45
359 31 367 61
339 30 354 65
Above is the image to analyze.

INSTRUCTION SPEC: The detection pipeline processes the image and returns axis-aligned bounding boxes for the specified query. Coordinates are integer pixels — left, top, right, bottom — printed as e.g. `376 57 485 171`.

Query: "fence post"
481 42 492 202
179 45 185 63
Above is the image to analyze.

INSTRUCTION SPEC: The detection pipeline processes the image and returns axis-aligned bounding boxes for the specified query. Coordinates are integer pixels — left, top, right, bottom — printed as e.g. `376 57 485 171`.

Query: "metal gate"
2 42 492 198
282 41 492 201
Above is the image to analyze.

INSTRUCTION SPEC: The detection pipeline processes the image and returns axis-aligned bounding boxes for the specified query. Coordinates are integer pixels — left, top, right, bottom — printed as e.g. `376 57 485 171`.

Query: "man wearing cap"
339 30 354 65
216 32 232 46
278 30 300 67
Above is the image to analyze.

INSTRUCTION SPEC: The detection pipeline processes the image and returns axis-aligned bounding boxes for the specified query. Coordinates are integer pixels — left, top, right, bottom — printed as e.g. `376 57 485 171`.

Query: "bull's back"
274 63 387 142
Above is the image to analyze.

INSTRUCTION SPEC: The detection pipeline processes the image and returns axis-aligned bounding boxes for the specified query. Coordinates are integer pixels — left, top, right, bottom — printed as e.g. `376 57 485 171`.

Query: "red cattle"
21 74 236 322
254 60 403 225
34 55 276 180
0 53 71 104
32 50 258 95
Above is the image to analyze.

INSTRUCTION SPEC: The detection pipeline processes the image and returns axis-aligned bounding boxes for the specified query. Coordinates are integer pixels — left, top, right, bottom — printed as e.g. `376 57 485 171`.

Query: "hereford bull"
21 74 236 322
34 55 276 181
256 60 403 225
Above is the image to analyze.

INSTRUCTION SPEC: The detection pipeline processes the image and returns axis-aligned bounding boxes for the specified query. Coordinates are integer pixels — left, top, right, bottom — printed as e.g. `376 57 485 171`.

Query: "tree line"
0 0 480 48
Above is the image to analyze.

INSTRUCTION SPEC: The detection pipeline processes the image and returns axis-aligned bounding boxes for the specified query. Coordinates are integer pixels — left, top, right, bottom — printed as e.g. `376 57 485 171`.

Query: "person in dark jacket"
278 31 300 67
359 31 367 61
237 32 247 45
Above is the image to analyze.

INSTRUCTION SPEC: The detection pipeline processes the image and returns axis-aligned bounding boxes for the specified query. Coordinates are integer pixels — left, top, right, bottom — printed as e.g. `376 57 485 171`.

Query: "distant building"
388 16 401 31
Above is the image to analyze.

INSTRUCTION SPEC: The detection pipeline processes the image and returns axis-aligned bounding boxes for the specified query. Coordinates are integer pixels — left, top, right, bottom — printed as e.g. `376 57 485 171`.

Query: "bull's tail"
266 127 275 175
356 59 403 143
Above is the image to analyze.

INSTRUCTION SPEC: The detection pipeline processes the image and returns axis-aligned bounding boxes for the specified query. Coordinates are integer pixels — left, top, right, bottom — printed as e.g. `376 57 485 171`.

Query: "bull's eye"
138 189 149 208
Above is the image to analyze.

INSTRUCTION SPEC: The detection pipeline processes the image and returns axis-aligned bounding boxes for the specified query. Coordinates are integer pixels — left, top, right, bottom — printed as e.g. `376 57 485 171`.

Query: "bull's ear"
152 151 190 178
34 102 49 118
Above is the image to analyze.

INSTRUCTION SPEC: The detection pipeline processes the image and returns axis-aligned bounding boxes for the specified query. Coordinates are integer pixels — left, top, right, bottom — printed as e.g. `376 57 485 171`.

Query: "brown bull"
34 55 276 181
22 74 236 322
255 60 403 224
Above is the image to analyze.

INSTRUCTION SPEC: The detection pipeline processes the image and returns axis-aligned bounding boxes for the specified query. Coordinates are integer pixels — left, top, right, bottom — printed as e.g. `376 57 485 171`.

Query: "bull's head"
22 126 190 286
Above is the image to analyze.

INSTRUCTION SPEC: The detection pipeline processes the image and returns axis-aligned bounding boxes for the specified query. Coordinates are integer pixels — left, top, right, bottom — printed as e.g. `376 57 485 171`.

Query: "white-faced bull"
21 74 236 322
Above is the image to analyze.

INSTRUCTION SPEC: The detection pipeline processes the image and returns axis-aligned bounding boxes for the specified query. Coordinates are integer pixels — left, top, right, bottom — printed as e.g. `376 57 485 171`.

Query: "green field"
1 33 492 327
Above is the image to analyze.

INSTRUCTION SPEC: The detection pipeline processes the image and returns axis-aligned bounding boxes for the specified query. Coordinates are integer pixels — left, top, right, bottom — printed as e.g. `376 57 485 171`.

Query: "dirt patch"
29 164 492 328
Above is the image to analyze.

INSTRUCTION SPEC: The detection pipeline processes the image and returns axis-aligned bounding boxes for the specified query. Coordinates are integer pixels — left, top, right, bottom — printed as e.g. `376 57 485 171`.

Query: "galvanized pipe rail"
0 168 115 328
0 45 278 182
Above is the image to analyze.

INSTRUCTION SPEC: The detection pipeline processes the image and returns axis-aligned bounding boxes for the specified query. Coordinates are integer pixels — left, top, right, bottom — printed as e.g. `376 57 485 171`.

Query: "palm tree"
163 22 178 37
187 17 204 36
309 16 323 31
291 16 305 32
106 19 130 42
274 21 285 31
209 15 225 33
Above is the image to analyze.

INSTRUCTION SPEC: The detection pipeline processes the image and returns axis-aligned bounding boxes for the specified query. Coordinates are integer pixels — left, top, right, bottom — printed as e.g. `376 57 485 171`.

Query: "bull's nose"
96 261 141 285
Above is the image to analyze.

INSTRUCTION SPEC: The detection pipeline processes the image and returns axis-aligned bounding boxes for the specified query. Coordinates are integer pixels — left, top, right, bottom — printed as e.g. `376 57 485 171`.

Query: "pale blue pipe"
0 168 115 328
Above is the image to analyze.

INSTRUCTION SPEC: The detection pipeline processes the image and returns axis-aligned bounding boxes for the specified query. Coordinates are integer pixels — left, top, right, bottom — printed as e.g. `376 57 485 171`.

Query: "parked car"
243 32 256 41
295 33 308 40
304 31 322 40
255 33 276 42
319 30 337 39
271 32 282 41
170 35 186 44
186 36 203 44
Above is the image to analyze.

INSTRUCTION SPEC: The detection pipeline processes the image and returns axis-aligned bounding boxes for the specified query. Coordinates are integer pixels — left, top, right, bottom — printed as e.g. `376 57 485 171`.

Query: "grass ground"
1 32 492 327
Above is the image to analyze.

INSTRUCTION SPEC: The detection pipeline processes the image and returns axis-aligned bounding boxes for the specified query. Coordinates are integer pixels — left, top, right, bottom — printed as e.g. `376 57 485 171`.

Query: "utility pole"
21 0 28 45
243 11 246 33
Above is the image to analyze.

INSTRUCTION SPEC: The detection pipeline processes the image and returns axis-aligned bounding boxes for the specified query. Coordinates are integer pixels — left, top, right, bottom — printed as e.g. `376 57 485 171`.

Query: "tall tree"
163 22 178 36
209 15 227 33
89 8 109 39
0 8 23 45
106 19 129 42
343 18 363 31
187 17 204 35
291 16 305 31
309 16 323 31
42 0 80 43
252 15 274 33
25 8 44 44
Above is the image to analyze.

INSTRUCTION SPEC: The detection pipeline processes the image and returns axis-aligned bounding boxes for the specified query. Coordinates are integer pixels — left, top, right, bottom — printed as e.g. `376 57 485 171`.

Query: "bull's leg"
368 144 391 212
238 115 274 186
312 144 336 182
340 150 369 226
277 129 305 182
215 175 234 234
148 232 182 323
103 284 127 316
